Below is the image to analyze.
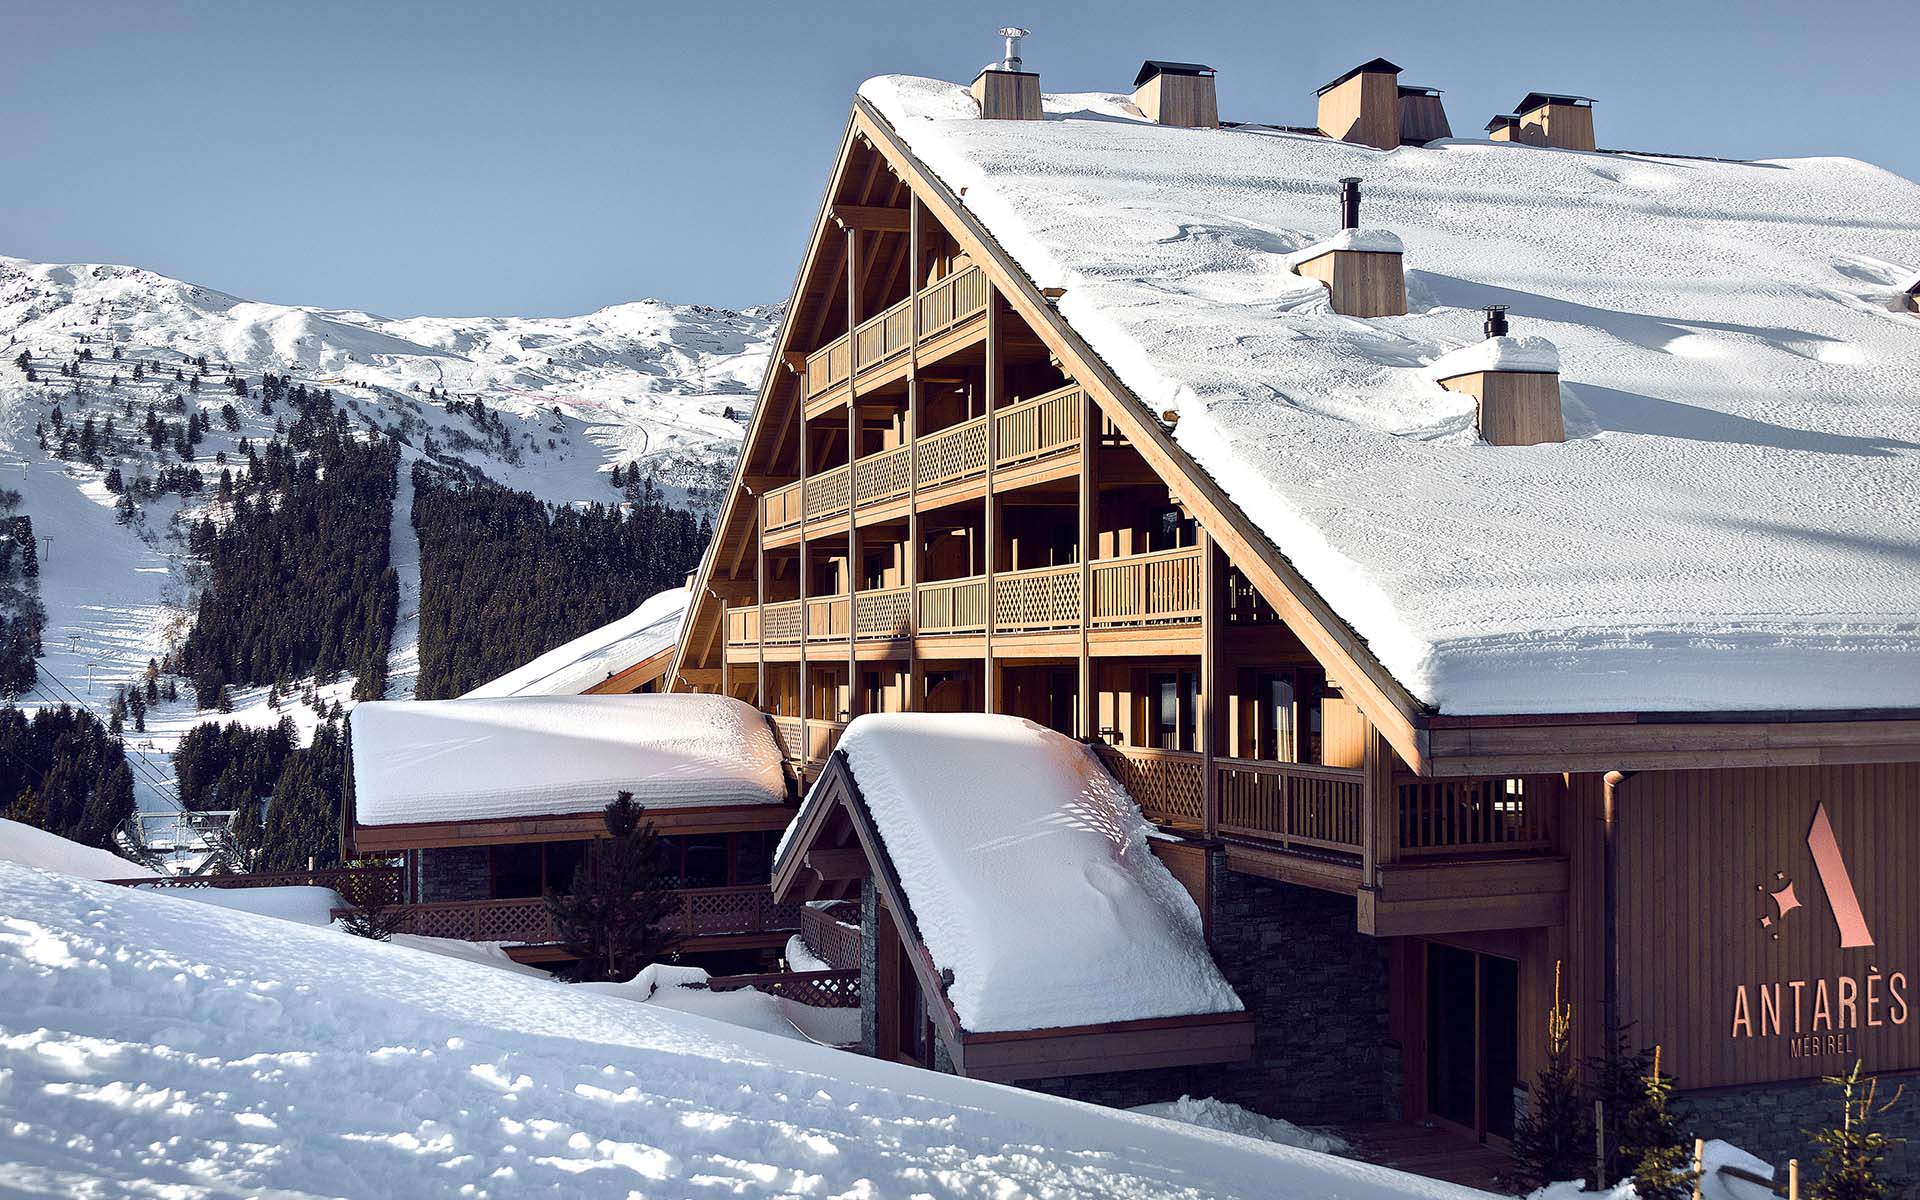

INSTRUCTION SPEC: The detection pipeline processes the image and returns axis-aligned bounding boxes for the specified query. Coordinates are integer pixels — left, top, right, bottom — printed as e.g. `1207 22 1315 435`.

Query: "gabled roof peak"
1515 91 1594 112
1134 59 1215 87
1314 57 1403 96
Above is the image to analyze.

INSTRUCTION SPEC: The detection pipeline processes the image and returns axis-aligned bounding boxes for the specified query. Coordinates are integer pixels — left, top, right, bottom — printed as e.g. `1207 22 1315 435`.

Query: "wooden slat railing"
761 482 804 534
855 586 911 640
806 594 849 640
805 335 851 398
804 463 850 523
852 443 912 507
918 576 988 633
854 296 913 371
1216 758 1366 854
808 720 847 762
993 563 1083 632
994 384 1081 468
914 414 988 491
761 599 802 645
1394 775 1555 857
388 885 802 946
1095 745 1205 830
916 265 988 341
726 606 760 647
1090 546 1203 625
797 903 863 971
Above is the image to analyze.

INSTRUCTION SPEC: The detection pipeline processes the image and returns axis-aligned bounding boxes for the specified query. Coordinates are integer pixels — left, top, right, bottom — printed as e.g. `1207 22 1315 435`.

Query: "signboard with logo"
1611 763 1920 1090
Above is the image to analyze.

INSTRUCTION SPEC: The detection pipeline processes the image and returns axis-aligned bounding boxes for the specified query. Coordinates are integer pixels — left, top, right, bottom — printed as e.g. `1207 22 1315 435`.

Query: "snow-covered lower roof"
860 75 1920 716
829 713 1241 1032
350 694 785 826
0 818 157 881
462 586 688 698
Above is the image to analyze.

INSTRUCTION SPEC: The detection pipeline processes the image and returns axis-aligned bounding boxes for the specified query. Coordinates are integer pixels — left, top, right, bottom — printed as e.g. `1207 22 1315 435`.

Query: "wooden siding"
1132 73 1218 129
1608 763 1920 1089
1294 249 1408 318
1318 69 1401 149
1438 370 1565 446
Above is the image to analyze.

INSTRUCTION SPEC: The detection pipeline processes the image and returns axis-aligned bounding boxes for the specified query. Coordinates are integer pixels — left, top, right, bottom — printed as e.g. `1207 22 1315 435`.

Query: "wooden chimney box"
972 69 1042 121
1316 59 1402 150
1292 247 1407 318
1437 370 1565 446
1132 62 1218 129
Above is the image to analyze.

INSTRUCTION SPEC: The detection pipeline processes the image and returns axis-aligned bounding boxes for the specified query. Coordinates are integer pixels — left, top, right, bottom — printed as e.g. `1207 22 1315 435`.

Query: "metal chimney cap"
996 27 1030 73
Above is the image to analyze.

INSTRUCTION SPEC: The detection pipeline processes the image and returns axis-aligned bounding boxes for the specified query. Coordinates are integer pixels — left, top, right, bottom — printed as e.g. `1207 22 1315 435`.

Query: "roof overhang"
350 801 797 854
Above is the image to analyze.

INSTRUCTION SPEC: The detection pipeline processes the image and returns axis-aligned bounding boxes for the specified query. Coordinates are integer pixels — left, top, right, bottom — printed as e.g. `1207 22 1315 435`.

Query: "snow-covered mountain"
0 254 776 838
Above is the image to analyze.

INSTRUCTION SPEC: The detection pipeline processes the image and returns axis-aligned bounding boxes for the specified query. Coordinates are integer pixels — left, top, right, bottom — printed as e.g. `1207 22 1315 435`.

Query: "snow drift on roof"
350 694 785 826
0 817 157 881
462 586 688 699
831 713 1241 1032
860 75 1920 715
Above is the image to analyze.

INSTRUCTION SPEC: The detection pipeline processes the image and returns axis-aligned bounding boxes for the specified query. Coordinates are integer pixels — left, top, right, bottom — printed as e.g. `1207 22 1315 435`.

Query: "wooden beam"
804 846 871 881
831 204 911 233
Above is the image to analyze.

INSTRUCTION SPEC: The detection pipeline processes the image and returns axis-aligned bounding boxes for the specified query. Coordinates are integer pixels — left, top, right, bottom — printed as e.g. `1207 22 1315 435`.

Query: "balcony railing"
726 605 760 647
1394 775 1555 856
771 715 802 759
855 586 912 640
804 463 851 523
1090 546 1203 625
993 563 1082 633
918 576 988 634
1216 757 1366 854
994 384 1082 468
916 413 989 492
386 885 803 946
854 295 913 372
853 443 912 507
808 719 846 762
1095 745 1207 830
803 265 987 400
762 599 802 645
762 482 804 534
806 594 849 640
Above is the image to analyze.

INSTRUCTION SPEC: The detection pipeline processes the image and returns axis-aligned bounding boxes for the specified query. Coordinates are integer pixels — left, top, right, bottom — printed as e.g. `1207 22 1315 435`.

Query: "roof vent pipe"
998 26 1028 72
1340 178 1362 231
1484 304 1510 340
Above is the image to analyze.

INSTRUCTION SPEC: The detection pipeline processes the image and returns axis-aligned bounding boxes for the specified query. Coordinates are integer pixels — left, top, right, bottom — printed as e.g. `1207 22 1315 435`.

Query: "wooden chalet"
660 50 1920 1164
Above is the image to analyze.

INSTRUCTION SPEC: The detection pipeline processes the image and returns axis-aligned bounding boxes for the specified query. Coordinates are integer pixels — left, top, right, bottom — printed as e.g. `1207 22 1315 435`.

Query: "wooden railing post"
1201 530 1220 837
1362 722 1395 889
1078 386 1094 739
982 289 999 711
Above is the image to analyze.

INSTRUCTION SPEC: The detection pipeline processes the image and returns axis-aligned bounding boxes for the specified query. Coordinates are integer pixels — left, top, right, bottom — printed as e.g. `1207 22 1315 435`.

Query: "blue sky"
4 1 1914 317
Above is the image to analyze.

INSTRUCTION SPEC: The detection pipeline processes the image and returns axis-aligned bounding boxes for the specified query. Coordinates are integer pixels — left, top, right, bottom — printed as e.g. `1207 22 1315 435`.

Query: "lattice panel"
915 418 988 489
804 466 850 522
993 566 1082 632
762 601 802 645
1098 746 1206 828
855 588 911 639
853 446 912 505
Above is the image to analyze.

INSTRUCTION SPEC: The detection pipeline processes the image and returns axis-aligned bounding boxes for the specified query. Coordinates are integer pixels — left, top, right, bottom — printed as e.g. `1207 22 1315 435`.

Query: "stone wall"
1028 856 1401 1123
1678 1070 1920 1191
858 879 881 1058
416 846 489 903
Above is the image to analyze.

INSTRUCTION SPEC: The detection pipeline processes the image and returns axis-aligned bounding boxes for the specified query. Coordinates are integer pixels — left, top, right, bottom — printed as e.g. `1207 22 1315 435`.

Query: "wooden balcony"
993 384 1081 467
387 885 803 951
855 586 912 641
853 443 912 507
806 594 850 640
915 413 989 492
1090 546 1202 625
803 264 988 400
994 563 1082 633
918 576 988 634
768 715 846 768
804 463 850 524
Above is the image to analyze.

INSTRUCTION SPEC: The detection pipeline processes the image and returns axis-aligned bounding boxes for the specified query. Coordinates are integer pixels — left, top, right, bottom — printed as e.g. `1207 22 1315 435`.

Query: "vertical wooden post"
797 386 810 759
1199 529 1219 836
1594 1098 1607 1190
1077 388 1096 740
1361 721 1395 890
906 194 921 712
1788 1158 1799 1200
1690 1138 1705 1200
719 592 732 699
981 291 999 712
844 227 861 723
755 489 767 710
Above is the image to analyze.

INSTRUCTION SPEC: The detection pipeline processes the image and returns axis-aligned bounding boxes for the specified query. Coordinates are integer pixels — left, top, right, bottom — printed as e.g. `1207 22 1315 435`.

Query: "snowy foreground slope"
0 865 1488 1199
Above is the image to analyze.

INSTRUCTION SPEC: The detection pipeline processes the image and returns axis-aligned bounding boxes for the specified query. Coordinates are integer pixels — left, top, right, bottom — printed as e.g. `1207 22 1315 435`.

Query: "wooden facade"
664 86 1920 1145
1436 369 1566 446
1293 247 1409 318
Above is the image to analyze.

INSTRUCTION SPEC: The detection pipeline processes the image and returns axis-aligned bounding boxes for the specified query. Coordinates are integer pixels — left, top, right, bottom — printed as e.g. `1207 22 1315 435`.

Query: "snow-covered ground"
0 864 1492 1198
0 817 155 881
0 254 775 825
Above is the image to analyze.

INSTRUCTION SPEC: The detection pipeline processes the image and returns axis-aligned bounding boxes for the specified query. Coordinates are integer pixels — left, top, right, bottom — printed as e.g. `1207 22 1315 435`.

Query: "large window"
1146 670 1199 751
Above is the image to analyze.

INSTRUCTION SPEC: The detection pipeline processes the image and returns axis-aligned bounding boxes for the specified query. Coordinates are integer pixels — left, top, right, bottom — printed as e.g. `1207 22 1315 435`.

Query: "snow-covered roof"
828 713 1241 1032
462 586 689 698
350 694 785 826
0 818 157 881
860 76 1920 715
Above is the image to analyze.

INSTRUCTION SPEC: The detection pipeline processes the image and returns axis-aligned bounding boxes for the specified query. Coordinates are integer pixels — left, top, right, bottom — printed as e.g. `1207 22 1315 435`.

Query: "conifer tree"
1621 1045 1698 1200
547 792 679 982
1807 1061 1905 1200
1509 960 1594 1190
